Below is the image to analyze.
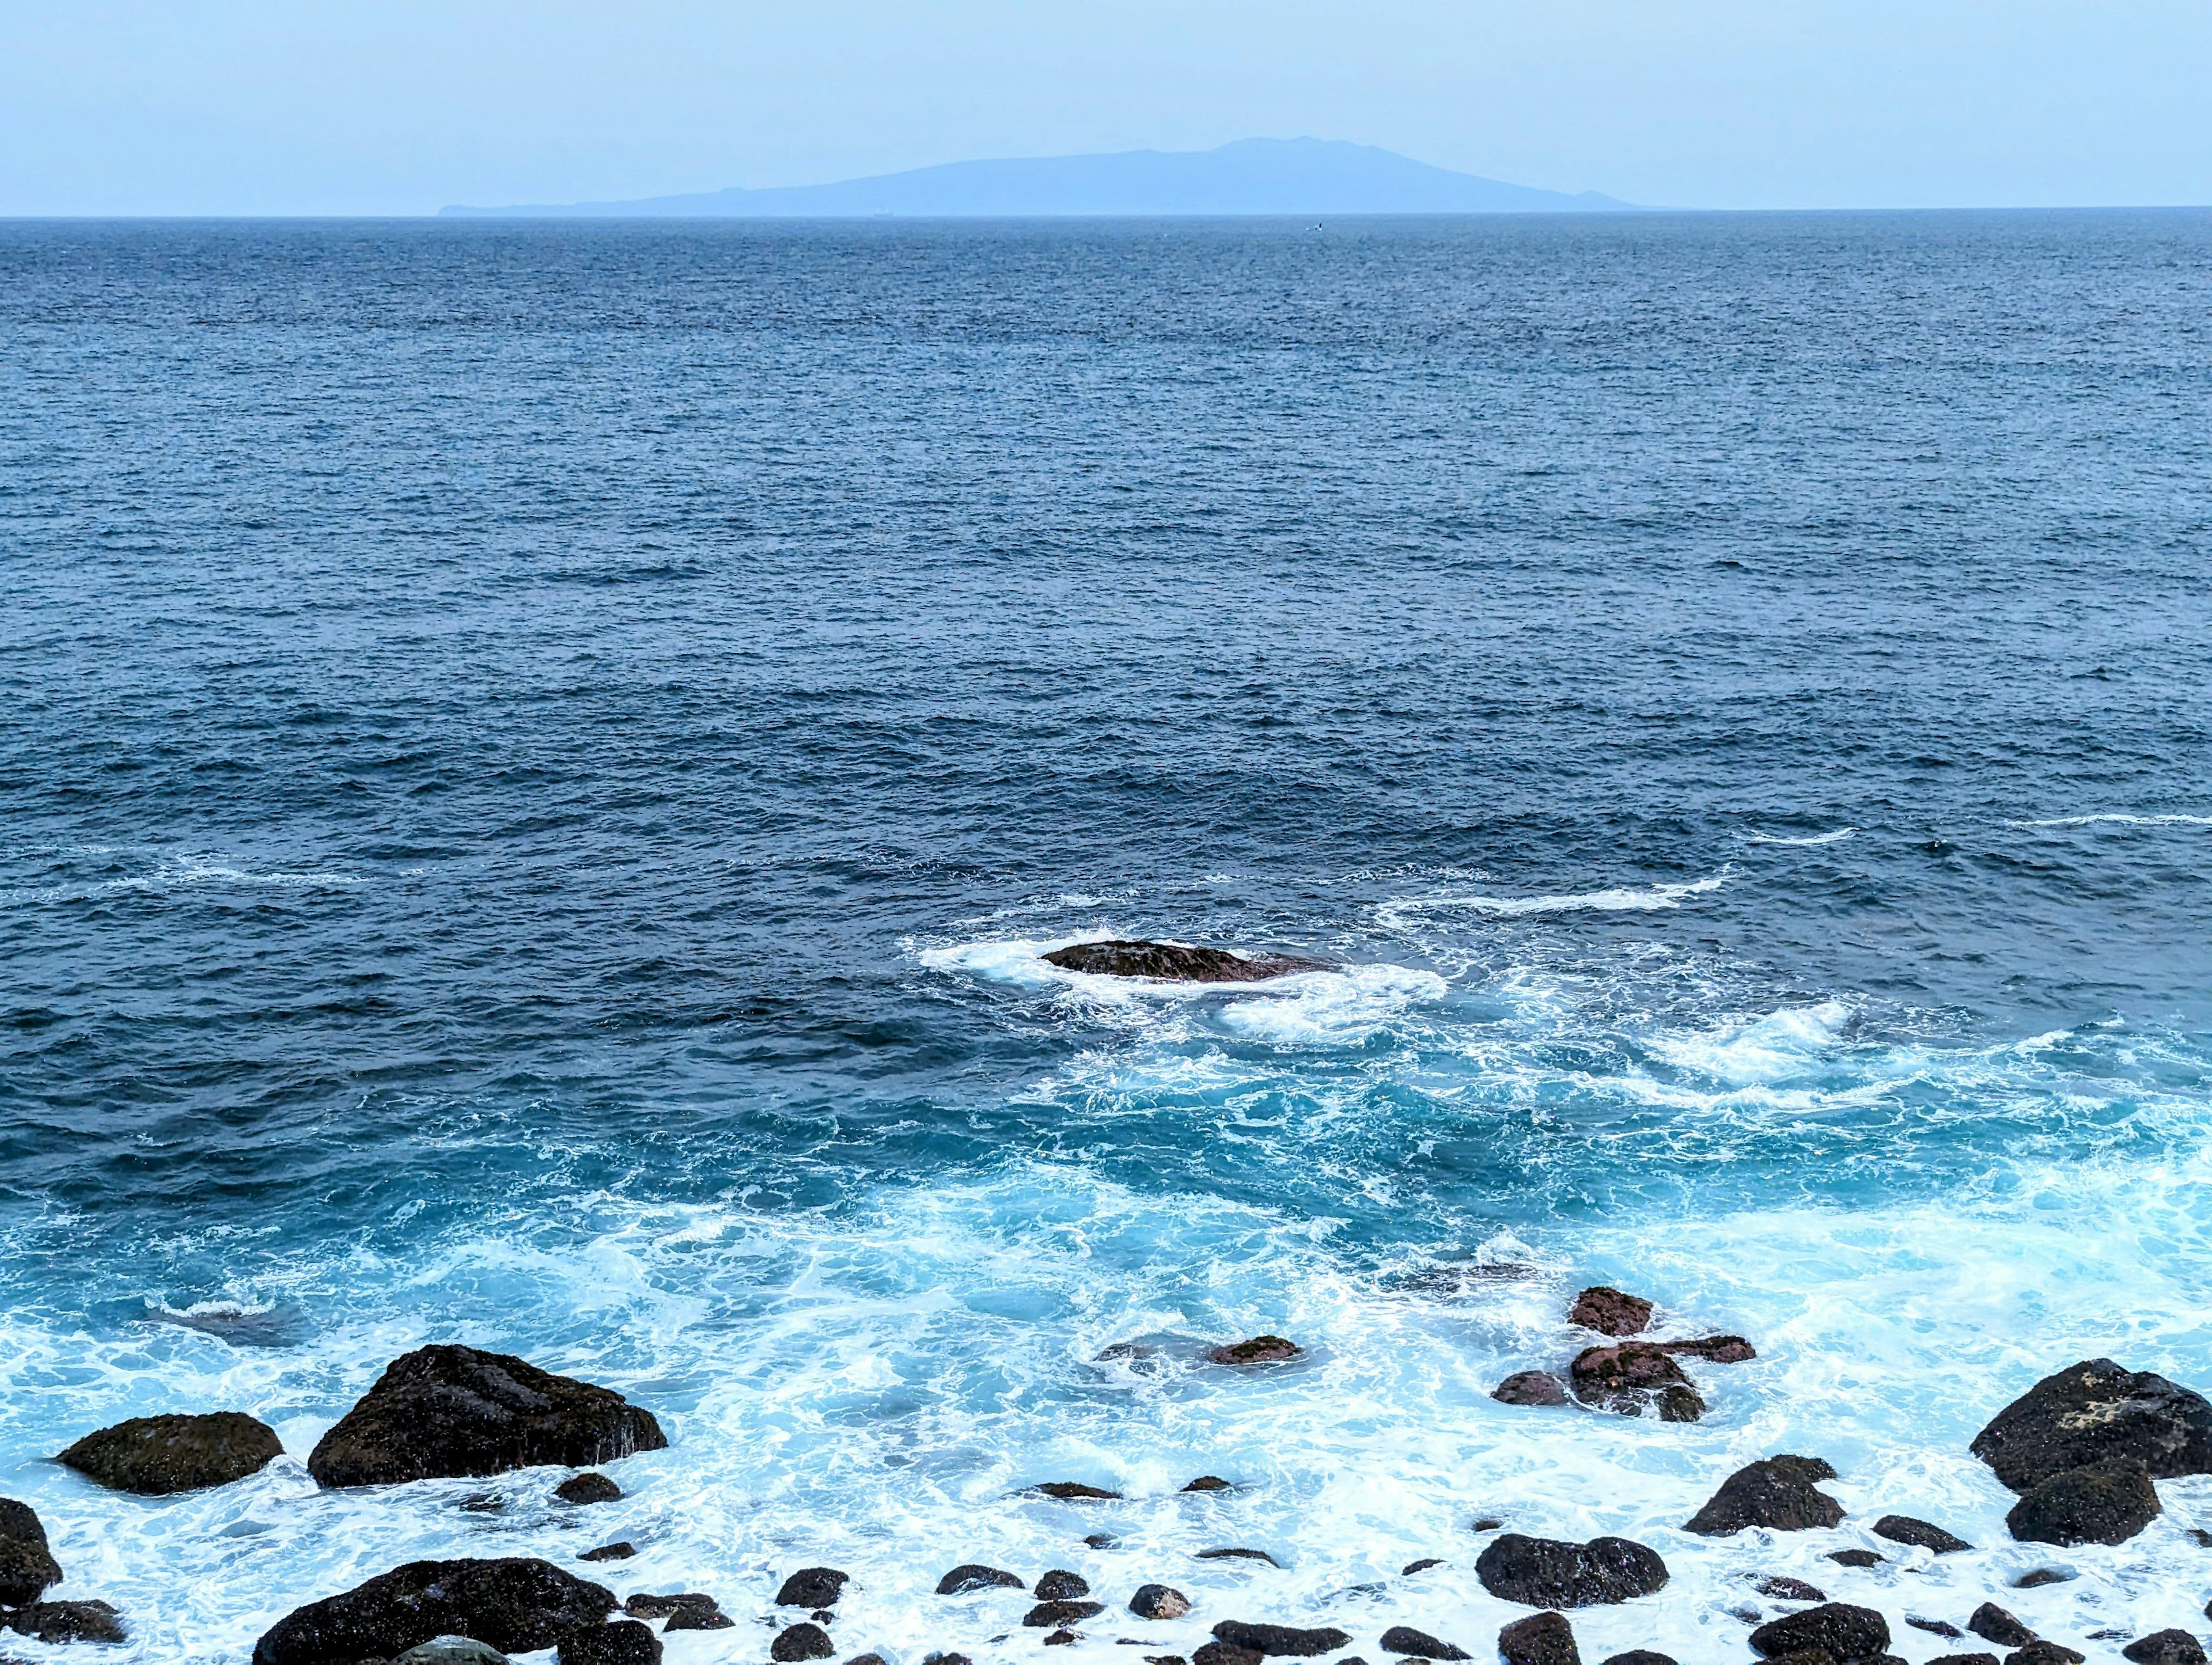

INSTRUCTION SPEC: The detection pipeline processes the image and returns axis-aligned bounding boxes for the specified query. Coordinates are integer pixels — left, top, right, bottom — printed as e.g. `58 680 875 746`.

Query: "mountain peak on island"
440 138 1633 219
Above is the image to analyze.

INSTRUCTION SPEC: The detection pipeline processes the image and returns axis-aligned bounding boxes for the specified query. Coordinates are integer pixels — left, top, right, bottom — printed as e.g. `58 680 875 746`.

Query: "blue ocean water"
2 213 2211 1661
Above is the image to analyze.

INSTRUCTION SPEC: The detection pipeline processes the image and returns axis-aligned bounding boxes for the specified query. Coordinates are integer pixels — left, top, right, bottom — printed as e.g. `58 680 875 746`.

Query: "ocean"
2 211 2210 1662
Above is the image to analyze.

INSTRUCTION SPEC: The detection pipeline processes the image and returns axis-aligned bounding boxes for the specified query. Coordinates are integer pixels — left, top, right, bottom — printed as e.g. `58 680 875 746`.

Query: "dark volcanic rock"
2007 1645 2085 1665
1380 1625 1469 1659
1599 1655 1675 1665
1685 1456 1845 1535
1033 1481 1124 1500
777 1568 850 1608
1043 942 1328 983
251 1557 617 1665
1826 1549 1883 1567
560 1623 661 1665
0 1497 63 1606
1569 1288 1653 1337
1971 1359 2212 1493
1475 1534 1668 1608
1569 1344 1704 1420
5 1599 127 1644
2123 1632 2210 1665
1754 1576 1827 1602
1906 1617 1965 1639
306 1347 666 1489
1045 1630 1078 1646
937 1564 1026 1595
554 1472 621 1505
1194 1645 1262 1665
626 1593 723 1623
1207 1337 1302 1366
1749 1602 1889 1661
1968 1606 2037 1648
1035 1570 1090 1600
1402 1558 1442 1575
579 1543 634 1562
1873 1514 1971 1553
770 1625 835 1663
2012 1568 2073 1588
2006 1457 2161 1545
1130 1585 1191 1620
1654 1336 1758 1363
1197 1548 1281 1566
1209 1621 1352 1656
1028 1602 1107 1628
1184 1476 1233 1492
1493 1371 1571 1408
56 1411 283 1495
1928 1657 2001 1665
1499 1611 1581 1665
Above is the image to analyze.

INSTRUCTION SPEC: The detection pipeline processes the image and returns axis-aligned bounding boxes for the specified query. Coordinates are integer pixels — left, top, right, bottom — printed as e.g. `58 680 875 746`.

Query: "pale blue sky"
3 0 2207 215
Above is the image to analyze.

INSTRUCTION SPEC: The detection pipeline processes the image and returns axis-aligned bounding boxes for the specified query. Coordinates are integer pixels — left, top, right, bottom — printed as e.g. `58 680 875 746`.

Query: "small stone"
1209 1621 1353 1656
1825 1549 1883 1567
1873 1514 1972 1552
1036 1570 1092 1600
1748 1602 1889 1661
1686 1456 1844 1535
1047 1630 1080 1647
937 1564 1027 1595
1498 1611 1581 1665
1196 1548 1281 1567
56 1412 283 1495
2006 1457 2161 1546
2012 1568 2073 1588
1968 1605 2037 1649
1194 1646 1262 1665
1131 1585 1192 1620
1207 1337 1302 1366
1402 1558 1442 1575
1569 1288 1653 1337
559 1621 663 1665
1492 1371 1571 1408
1753 1576 1827 1602
1028 1602 1107 1628
1184 1476 1233 1492
1907 1617 1967 1638
777 1568 851 1608
1471 1518 1503 1532
580 1542 635 1562
2123 1634 2210 1665
396 1639 510 1665
1035 1482 1124 1500
771 1624 837 1663
1380 1626 1470 1660
555 1472 622 1505
5 1600 127 1644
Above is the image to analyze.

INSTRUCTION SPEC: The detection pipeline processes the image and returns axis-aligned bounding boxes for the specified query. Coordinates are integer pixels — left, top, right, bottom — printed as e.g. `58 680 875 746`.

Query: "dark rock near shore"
2012 1568 2072 1588
5 1599 127 1644
1028 1602 1107 1627
554 1472 621 1505
1197 1548 1281 1566
1033 1482 1124 1500
1598 1655 1674 1665
1569 1288 1653 1337
252 1558 616 1665
2007 1645 2085 1665
2006 1457 2160 1545
579 1543 634 1562
560 1623 661 1665
1043 942 1328 983
1475 1533 1668 1608
1685 1456 1845 1535
626 1593 725 1625
1193 1644 1262 1665
1873 1514 1971 1552
396 1640 509 1665
937 1564 1026 1595
1749 1602 1889 1661
1928 1656 2001 1665
771 1624 835 1663
1380 1625 1469 1659
56 1411 283 1495
1826 1548 1882 1567
1402 1557 1442 1575
1568 1344 1704 1420
777 1568 850 1608
2123 1633 2209 1665
1971 1359 2212 1493
1209 1621 1351 1656
1968 1606 2037 1648
306 1347 666 1489
1653 1335 1758 1363
1754 1576 1827 1602
1493 1371 1571 1408
0 1497 62 1606
1906 1618 1965 1639
1498 1611 1580 1665
1184 1476 1232 1492
1045 1629 1079 1645
1207 1337 1301 1366
846 1655 889 1665
1035 1570 1090 1600
1130 1585 1191 1620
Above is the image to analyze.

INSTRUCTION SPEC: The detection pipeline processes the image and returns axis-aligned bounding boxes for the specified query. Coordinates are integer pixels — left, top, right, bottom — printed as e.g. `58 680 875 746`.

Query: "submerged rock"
395 1639 508 1665
2012 1568 2073 1588
1130 1585 1191 1620
250 1557 616 1665
937 1564 1026 1594
1027 1601 1107 1627
1653 1336 1758 1363
1207 1337 1302 1366
1380 1625 1470 1660
1970 1359 2212 1493
1032 1482 1123 1500
579 1543 634 1562
1753 1576 1826 1602
1825 1548 1883 1568
1402 1557 1442 1575
1498 1611 1580 1665
1873 1514 1972 1552
1492 1371 1571 1408
2123 1632 2210 1665
306 1346 666 1489
1568 1344 1704 1420
1748 1602 1889 1661
1685 1456 1845 1535
5 1599 126 1644
56 1412 283 1495
1597 1655 1674 1665
554 1473 621 1505
1197 1548 1281 1567
770 1624 835 1662
0 1497 63 1606
1184 1476 1233 1492
1927 1656 2001 1665
2005 1457 2161 1545
1042 942 1328 983
1906 1617 1965 1639
1044 1629 1079 1646
1474 1533 1668 1608
1568 1288 1653 1337
777 1569 850 1608
1208 1621 1351 1656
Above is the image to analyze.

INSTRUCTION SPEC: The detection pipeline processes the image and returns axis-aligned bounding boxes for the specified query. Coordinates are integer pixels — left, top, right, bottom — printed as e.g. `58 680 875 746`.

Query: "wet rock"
1042 942 1328 983
1569 1344 1704 1420
1207 1337 1302 1366
1402 1558 1442 1575
2012 1568 2073 1588
1145 1658 1189 1665
1826 1549 1882 1568
558 1621 661 1665
2006 1646 2084 1665
306 1346 666 1489
1194 1645 1263 1665
0 1497 63 1606
2006 1457 2161 1545
1471 1518 1503 1532
555 1473 621 1505
846 1655 888 1665
56 1412 283 1495
1754 1576 1827 1602
771 1624 836 1663
579 1543 634 1562
1474 1533 1668 1608
1906 1617 1966 1638
1028 1602 1108 1628
1569 1288 1653 1337
1198 1548 1281 1567
1685 1456 1846 1535
1087 1535 1117 1548
1380 1625 1469 1660
1034 1482 1124 1500
2123 1633 2210 1665
1036 1570 1091 1600
1383 1262 1536 1295
396 1639 509 1665
1968 1606 2038 1648
1873 1515 1971 1553
1970 1359 2212 1493
1184 1476 1233 1492
250 1556 617 1665
1130 1585 1191 1620
1498 1611 1580 1665
937 1564 1026 1594
1654 1336 1758 1363
1046 1630 1079 1646
777 1569 850 1608
922 1654 973 1665
5 1600 126 1644
1492 1371 1571 1408
626 1594 724 1623
1598 1655 1676 1665
1927 1657 2001 1665
1209 1622 1353 1656
1749 1603 1889 1661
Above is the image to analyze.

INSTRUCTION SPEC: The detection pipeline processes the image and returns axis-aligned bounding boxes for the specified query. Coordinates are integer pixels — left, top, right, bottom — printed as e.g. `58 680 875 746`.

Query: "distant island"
438 137 1634 218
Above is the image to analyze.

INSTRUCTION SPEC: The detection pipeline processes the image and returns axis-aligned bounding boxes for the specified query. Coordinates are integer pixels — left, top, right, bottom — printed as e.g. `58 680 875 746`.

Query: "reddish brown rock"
1568 1289 1653 1337
1207 1337 1301 1366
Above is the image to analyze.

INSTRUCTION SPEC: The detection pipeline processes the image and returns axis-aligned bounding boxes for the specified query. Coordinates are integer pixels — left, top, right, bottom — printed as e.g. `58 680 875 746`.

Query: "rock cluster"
1491 1285 1757 1421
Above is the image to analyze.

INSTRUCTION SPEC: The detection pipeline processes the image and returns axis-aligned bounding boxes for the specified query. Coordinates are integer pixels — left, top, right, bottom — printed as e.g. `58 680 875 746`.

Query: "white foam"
5 856 366 905
1378 870 1728 928
2007 813 2212 829
1747 827 1855 845
1647 1001 1854 1086
1218 964 1448 1045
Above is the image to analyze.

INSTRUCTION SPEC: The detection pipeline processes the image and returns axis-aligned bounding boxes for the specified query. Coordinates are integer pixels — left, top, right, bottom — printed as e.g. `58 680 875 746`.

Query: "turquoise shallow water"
1 212 2210 1660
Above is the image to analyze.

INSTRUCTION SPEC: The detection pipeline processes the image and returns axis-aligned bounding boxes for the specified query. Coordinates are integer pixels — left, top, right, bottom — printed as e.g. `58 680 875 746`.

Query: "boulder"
0 1497 63 1606
1130 1585 1191 1620
1207 1337 1302 1366
56 1412 283 1495
2123 1633 2209 1665
251 1557 617 1665
1380 1626 1470 1660
306 1347 666 1489
1195 1645 1263 1665
1568 1344 1704 1420
1970 1359 2212 1493
1872 1514 1971 1552
666 1605 733 1632
1045 1630 1079 1647
1928 1657 2001 1665
1826 1549 1881 1567
1474 1534 1668 1608
559 1622 661 1665
937 1564 1026 1594
1492 1371 1571 1408
1033 1482 1123 1500
1685 1456 1845 1535
1748 1603 1889 1661
2007 1646 2085 1665
1968 1606 2037 1648
1184 1476 1233 1492
1036 1570 1090 1600
2005 1457 2160 1545
1028 1602 1107 1627
579 1543 634 1562
5 1599 127 1644
2013 1569 2073 1588
771 1625 835 1663
1654 1336 1758 1363
1569 1289 1653 1337
1042 942 1328 982
1197 1548 1281 1566
1906 1618 1965 1638
1499 1611 1581 1665
1209 1621 1353 1656
1599 1656 1675 1665
777 1569 850 1608
554 1473 621 1505
396 1640 509 1665
1754 1576 1827 1601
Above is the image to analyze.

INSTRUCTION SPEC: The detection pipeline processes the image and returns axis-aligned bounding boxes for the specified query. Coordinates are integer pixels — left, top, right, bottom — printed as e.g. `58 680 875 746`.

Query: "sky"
2 0 2208 215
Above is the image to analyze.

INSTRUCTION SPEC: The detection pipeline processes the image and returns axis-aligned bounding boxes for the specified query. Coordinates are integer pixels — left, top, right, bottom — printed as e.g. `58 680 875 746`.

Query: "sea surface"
2 211 2210 1662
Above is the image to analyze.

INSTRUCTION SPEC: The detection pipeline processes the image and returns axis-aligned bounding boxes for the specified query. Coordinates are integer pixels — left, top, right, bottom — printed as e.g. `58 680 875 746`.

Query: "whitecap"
1646 1000 1853 1086
1747 827 1855 845
1218 964 1448 1045
1378 869 1727 927
2006 812 2212 828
